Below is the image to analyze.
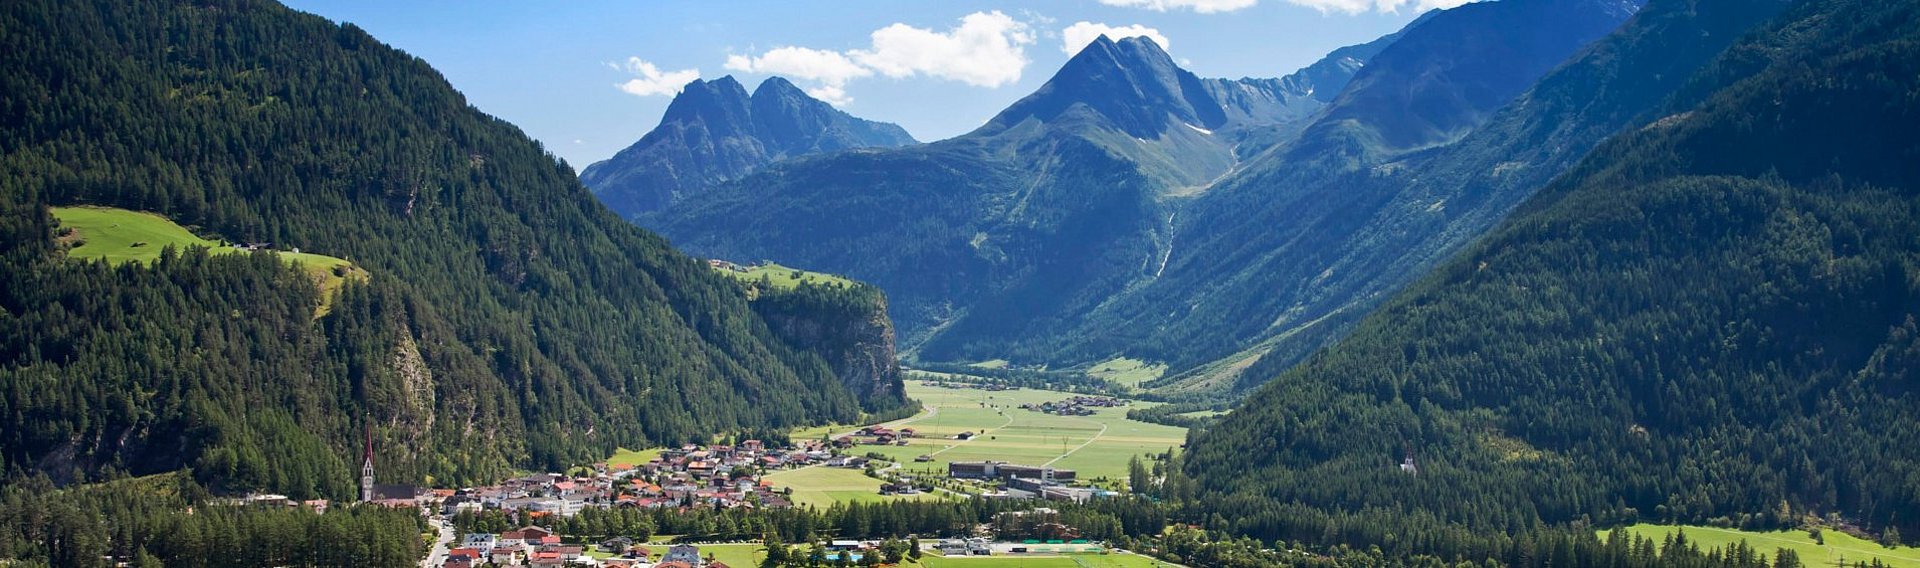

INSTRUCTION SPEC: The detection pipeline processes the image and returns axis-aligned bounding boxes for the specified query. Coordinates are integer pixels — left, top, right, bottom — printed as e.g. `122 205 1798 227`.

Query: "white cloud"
1061 22 1169 55
806 85 853 106
1284 0 1473 13
1097 0 1258 13
724 46 872 87
614 57 700 97
711 11 1035 106
849 11 1035 88
1099 0 1473 14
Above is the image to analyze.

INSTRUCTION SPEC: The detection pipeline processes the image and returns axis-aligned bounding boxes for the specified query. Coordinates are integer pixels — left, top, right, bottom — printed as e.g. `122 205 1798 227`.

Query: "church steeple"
359 424 374 502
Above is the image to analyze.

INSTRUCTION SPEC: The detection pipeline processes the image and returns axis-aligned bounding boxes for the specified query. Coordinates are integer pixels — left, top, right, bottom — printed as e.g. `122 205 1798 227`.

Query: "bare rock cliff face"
748 284 906 411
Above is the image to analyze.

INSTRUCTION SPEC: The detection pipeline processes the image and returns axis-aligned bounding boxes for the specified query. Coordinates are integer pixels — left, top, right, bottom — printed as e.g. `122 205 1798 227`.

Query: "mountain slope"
645 30 1414 359
0 0 902 497
1186 0 1920 552
581 76 916 218
1088 0 1782 396
917 0 1642 373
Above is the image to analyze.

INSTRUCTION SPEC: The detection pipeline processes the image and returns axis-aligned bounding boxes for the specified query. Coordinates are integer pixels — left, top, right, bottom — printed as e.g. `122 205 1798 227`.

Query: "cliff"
744 282 908 412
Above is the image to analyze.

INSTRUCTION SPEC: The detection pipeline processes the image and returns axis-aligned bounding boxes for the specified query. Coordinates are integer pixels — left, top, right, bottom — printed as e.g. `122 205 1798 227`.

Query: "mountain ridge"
580 74 916 219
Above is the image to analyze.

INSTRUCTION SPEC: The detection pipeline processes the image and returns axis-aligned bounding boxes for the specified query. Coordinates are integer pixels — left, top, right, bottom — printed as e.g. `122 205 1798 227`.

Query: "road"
1041 417 1108 468
420 513 453 568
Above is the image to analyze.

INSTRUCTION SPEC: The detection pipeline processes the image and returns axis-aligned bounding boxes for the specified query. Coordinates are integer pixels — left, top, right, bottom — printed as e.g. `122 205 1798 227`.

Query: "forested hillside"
0 0 903 498
1185 0 1920 556
1141 0 1789 395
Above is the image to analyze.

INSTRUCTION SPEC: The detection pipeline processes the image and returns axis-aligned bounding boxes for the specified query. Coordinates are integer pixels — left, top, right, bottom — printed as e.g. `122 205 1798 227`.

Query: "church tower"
359 426 375 502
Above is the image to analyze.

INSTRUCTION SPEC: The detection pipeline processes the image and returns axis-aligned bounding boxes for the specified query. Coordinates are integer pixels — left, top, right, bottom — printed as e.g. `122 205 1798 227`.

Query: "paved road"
420 514 453 568
1042 417 1108 468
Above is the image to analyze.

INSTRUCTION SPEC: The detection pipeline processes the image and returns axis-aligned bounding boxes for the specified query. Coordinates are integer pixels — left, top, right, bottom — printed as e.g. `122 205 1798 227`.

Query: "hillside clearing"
1602 524 1919 568
51 206 366 313
714 261 857 291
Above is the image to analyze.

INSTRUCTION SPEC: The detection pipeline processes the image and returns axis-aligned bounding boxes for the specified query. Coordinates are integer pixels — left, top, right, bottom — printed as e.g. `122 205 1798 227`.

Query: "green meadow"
715 261 857 290
762 465 941 510
1086 357 1167 388
862 382 1186 486
52 206 365 311
1601 524 1919 568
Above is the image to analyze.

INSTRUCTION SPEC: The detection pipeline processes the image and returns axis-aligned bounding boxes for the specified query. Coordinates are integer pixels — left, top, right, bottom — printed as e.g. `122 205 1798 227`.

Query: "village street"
419 514 452 568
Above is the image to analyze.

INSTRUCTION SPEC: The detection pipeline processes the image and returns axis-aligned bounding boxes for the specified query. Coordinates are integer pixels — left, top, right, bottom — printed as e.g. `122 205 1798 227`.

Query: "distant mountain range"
627 0 1643 395
581 76 917 219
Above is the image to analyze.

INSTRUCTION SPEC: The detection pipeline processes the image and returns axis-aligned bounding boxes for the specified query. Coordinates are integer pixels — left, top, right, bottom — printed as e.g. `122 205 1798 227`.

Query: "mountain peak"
582 74 914 218
752 75 805 98
982 31 1221 139
658 74 753 131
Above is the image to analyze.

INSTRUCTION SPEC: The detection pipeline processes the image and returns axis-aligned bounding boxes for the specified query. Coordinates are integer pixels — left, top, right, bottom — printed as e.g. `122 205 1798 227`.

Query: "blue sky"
282 1 1451 169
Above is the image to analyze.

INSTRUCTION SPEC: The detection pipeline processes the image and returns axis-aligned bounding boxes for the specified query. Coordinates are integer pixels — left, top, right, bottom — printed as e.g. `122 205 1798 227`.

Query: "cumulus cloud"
714 11 1036 106
1097 0 1258 13
1100 0 1473 14
805 85 853 107
1061 22 1169 55
848 11 1035 88
724 46 872 87
614 57 700 97
1285 0 1473 13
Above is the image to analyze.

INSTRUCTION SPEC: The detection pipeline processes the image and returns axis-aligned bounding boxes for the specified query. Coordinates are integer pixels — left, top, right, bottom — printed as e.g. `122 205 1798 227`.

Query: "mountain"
641 29 1422 360
0 0 905 498
1185 0 1920 554
580 76 916 219
907 0 1643 374
1058 0 1810 396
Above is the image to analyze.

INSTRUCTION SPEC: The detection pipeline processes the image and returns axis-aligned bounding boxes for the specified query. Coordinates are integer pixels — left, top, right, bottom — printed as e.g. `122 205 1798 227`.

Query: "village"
1017 395 1127 417
223 378 1184 567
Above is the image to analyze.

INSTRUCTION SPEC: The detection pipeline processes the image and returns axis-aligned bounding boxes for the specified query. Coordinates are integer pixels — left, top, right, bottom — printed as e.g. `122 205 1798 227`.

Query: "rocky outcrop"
746 283 906 411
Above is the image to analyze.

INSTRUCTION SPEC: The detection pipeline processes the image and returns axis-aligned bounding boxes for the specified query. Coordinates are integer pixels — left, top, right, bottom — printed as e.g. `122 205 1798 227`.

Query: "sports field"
1602 524 1919 568
917 552 1175 567
859 382 1187 486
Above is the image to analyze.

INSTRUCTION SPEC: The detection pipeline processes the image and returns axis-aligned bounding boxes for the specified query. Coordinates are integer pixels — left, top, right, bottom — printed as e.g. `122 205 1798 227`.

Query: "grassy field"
1602 524 1920 568
51 206 365 311
762 466 940 509
716 262 856 290
1174 410 1228 419
969 359 1010 369
1086 358 1167 388
860 382 1186 486
606 447 665 468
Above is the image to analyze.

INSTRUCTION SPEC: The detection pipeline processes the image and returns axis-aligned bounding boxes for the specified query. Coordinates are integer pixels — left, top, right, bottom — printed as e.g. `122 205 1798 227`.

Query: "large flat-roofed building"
948 461 1075 483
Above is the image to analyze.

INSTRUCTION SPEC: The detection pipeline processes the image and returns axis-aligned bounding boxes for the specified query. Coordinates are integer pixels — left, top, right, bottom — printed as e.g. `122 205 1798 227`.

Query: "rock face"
580 76 917 219
745 284 906 410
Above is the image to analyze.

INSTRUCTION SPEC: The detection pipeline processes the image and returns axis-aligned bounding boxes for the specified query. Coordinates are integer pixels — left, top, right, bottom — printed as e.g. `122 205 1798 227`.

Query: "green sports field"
1601 524 1919 568
917 552 1174 567
860 382 1187 486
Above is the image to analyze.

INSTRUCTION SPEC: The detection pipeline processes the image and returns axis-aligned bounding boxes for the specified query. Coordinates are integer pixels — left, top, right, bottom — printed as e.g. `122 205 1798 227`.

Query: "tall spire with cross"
360 422 374 502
